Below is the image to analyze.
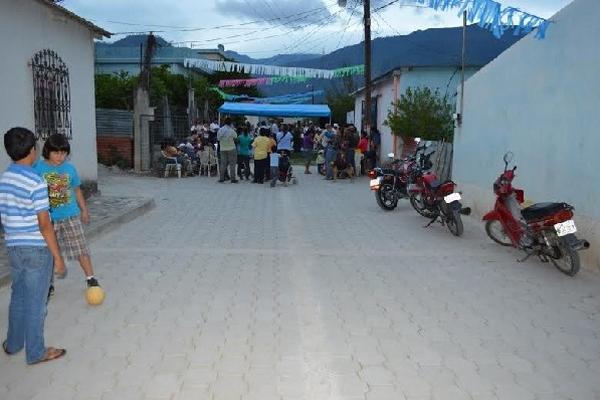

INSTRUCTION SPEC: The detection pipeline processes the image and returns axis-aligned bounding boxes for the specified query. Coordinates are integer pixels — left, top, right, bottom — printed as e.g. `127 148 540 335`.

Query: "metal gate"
148 114 190 167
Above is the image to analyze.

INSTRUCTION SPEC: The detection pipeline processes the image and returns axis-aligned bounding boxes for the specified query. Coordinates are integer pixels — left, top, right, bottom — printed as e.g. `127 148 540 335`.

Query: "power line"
334 1 361 53
105 1 339 35
170 8 335 47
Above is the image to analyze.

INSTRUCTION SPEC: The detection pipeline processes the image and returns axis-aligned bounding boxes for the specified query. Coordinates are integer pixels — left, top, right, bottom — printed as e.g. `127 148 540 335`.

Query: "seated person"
315 149 325 175
160 141 192 176
333 151 354 181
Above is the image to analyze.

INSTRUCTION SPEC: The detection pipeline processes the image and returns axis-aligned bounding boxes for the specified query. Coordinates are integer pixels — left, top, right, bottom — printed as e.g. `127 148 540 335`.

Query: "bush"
385 87 454 141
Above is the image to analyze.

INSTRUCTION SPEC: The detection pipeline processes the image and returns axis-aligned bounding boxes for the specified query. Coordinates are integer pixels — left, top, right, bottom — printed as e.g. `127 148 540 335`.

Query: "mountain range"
98 25 524 75
96 25 525 97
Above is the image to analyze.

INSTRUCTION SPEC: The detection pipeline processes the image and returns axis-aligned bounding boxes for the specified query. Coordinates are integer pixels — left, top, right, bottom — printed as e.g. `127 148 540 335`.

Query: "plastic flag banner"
413 0 550 39
210 87 324 104
185 58 365 79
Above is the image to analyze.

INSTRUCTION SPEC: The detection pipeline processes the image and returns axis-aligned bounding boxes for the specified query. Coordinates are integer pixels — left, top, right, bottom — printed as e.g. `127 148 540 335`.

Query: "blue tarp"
218 102 331 118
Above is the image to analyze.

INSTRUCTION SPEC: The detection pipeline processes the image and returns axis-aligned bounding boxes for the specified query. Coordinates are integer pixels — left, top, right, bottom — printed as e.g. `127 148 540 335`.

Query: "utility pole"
459 10 467 126
363 0 372 137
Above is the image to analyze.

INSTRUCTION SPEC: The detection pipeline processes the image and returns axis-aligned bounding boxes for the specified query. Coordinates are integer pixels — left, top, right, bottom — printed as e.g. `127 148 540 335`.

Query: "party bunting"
184 58 365 79
219 76 310 88
210 87 324 104
414 0 551 39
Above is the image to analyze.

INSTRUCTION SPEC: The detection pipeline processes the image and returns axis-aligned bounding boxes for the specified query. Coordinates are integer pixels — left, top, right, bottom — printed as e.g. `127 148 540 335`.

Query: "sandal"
29 347 66 365
2 340 15 355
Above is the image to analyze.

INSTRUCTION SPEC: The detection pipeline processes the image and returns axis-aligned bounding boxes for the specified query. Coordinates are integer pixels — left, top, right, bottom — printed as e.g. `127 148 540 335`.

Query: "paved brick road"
1 171 599 400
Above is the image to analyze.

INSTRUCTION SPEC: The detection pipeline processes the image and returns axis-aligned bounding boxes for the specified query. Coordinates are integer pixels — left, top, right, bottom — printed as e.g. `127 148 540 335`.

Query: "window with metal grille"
31 49 72 139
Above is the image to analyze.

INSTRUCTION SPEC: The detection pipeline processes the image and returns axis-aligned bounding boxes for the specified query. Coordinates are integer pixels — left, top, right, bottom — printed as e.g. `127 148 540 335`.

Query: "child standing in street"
0 127 66 364
34 133 100 291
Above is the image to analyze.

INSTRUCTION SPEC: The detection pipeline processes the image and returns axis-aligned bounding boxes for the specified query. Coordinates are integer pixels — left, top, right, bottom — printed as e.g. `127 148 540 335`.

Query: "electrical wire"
170 6 341 47
105 0 339 35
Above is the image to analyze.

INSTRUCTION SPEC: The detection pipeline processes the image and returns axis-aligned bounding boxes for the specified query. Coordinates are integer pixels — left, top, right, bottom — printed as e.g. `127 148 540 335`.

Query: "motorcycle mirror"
503 151 514 166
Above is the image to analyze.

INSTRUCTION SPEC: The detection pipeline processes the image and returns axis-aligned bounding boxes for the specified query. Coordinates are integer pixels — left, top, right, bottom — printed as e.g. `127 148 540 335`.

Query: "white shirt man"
276 130 293 152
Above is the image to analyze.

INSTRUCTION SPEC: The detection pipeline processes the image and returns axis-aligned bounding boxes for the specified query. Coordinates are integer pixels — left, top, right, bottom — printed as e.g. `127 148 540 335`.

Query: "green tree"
95 66 261 116
95 71 136 110
325 75 357 125
385 87 454 141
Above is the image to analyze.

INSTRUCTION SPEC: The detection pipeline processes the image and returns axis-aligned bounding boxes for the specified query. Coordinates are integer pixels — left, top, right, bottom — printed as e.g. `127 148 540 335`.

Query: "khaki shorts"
54 216 90 260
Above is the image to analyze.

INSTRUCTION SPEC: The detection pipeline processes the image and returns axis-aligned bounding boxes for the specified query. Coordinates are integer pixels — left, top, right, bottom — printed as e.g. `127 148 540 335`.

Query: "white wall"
453 0 600 270
354 67 478 161
0 0 99 181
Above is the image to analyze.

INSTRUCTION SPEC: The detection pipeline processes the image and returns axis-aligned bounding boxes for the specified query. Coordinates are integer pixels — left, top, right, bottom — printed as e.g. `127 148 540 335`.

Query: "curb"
0 197 156 289
85 198 156 241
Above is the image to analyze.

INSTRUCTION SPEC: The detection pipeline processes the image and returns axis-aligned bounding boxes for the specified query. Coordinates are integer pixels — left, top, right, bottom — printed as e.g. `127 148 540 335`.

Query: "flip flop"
2 340 14 355
29 347 66 365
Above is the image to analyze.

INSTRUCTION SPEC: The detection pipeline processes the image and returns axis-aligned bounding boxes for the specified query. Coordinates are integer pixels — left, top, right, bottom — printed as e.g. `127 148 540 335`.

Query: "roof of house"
40 0 111 38
352 65 462 96
95 46 224 63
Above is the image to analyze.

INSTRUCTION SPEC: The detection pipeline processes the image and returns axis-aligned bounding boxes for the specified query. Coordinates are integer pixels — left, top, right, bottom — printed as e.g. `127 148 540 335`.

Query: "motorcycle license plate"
444 192 461 203
370 178 381 188
554 220 577 237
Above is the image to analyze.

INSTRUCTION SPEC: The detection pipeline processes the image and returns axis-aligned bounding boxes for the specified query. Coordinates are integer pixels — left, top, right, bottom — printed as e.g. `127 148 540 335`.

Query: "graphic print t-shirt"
33 160 80 221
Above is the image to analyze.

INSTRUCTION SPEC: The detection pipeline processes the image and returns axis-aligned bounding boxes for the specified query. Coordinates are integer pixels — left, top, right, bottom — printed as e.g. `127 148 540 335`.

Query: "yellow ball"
85 286 105 305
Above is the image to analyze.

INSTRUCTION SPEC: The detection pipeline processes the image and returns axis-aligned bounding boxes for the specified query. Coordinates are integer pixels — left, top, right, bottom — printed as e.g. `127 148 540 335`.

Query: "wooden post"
363 0 372 138
459 10 467 126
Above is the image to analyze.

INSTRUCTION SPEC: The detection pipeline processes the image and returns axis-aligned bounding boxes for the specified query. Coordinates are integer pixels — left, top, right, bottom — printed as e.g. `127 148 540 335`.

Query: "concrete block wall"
97 135 133 167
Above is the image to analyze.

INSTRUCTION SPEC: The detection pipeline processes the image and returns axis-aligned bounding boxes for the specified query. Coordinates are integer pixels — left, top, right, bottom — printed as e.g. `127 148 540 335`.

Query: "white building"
0 0 110 188
453 0 600 270
353 65 478 161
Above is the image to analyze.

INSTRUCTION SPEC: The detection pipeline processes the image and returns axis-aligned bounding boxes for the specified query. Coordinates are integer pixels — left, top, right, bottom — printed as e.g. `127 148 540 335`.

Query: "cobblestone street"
1 171 599 400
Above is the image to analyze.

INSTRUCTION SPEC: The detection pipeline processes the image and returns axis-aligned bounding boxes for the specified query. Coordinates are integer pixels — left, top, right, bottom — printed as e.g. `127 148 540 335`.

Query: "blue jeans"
5 246 52 364
325 148 337 179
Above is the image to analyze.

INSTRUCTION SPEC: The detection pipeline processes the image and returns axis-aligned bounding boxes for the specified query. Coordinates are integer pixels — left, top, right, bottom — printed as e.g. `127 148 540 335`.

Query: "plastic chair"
161 151 181 178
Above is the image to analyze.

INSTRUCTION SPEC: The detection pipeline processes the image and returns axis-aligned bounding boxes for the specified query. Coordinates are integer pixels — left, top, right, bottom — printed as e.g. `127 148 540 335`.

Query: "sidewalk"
0 194 155 288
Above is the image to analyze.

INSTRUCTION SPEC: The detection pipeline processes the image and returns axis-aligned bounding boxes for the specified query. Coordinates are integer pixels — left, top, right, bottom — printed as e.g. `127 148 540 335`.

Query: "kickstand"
517 251 535 263
424 215 438 228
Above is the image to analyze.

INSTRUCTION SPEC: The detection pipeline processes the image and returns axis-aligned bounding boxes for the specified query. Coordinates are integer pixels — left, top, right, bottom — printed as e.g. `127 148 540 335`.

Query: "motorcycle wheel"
550 236 580 276
485 220 512 246
375 184 397 210
446 208 464 236
409 193 436 218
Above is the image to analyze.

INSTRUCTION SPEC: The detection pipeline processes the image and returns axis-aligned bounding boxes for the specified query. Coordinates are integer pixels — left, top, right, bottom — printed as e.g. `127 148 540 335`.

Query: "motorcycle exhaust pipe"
572 239 590 251
459 207 471 216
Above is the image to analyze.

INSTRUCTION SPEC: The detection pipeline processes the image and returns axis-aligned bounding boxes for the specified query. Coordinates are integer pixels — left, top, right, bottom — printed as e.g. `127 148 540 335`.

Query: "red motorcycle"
407 150 471 236
483 152 589 276
368 149 422 211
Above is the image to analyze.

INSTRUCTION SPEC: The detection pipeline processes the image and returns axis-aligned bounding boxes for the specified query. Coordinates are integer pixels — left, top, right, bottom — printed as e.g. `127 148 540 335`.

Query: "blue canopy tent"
218 102 331 122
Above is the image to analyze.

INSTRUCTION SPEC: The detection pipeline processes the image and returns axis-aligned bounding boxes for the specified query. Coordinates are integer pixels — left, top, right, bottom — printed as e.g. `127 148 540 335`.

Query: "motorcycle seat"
427 179 441 189
521 202 572 221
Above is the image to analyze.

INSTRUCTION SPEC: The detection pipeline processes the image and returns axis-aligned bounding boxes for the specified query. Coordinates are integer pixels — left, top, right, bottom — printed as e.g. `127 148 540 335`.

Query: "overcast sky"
63 0 573 57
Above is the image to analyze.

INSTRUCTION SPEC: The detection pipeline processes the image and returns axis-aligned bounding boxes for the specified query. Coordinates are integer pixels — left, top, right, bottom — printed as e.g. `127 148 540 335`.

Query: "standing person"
269 150 281 188
34 133 101 290
357 131 369 175
322 124 337 180
345 126 359 176
276 125 293 154
270 119 279 136
209 120 220 141
1 127 66 364
265 133 276 181
252 128 271 184
217 117 238 183
237 128 253 181
302 128 315 174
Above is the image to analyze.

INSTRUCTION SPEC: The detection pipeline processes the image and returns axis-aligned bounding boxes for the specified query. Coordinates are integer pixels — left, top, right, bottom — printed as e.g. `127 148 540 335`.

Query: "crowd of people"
159 117 381 184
